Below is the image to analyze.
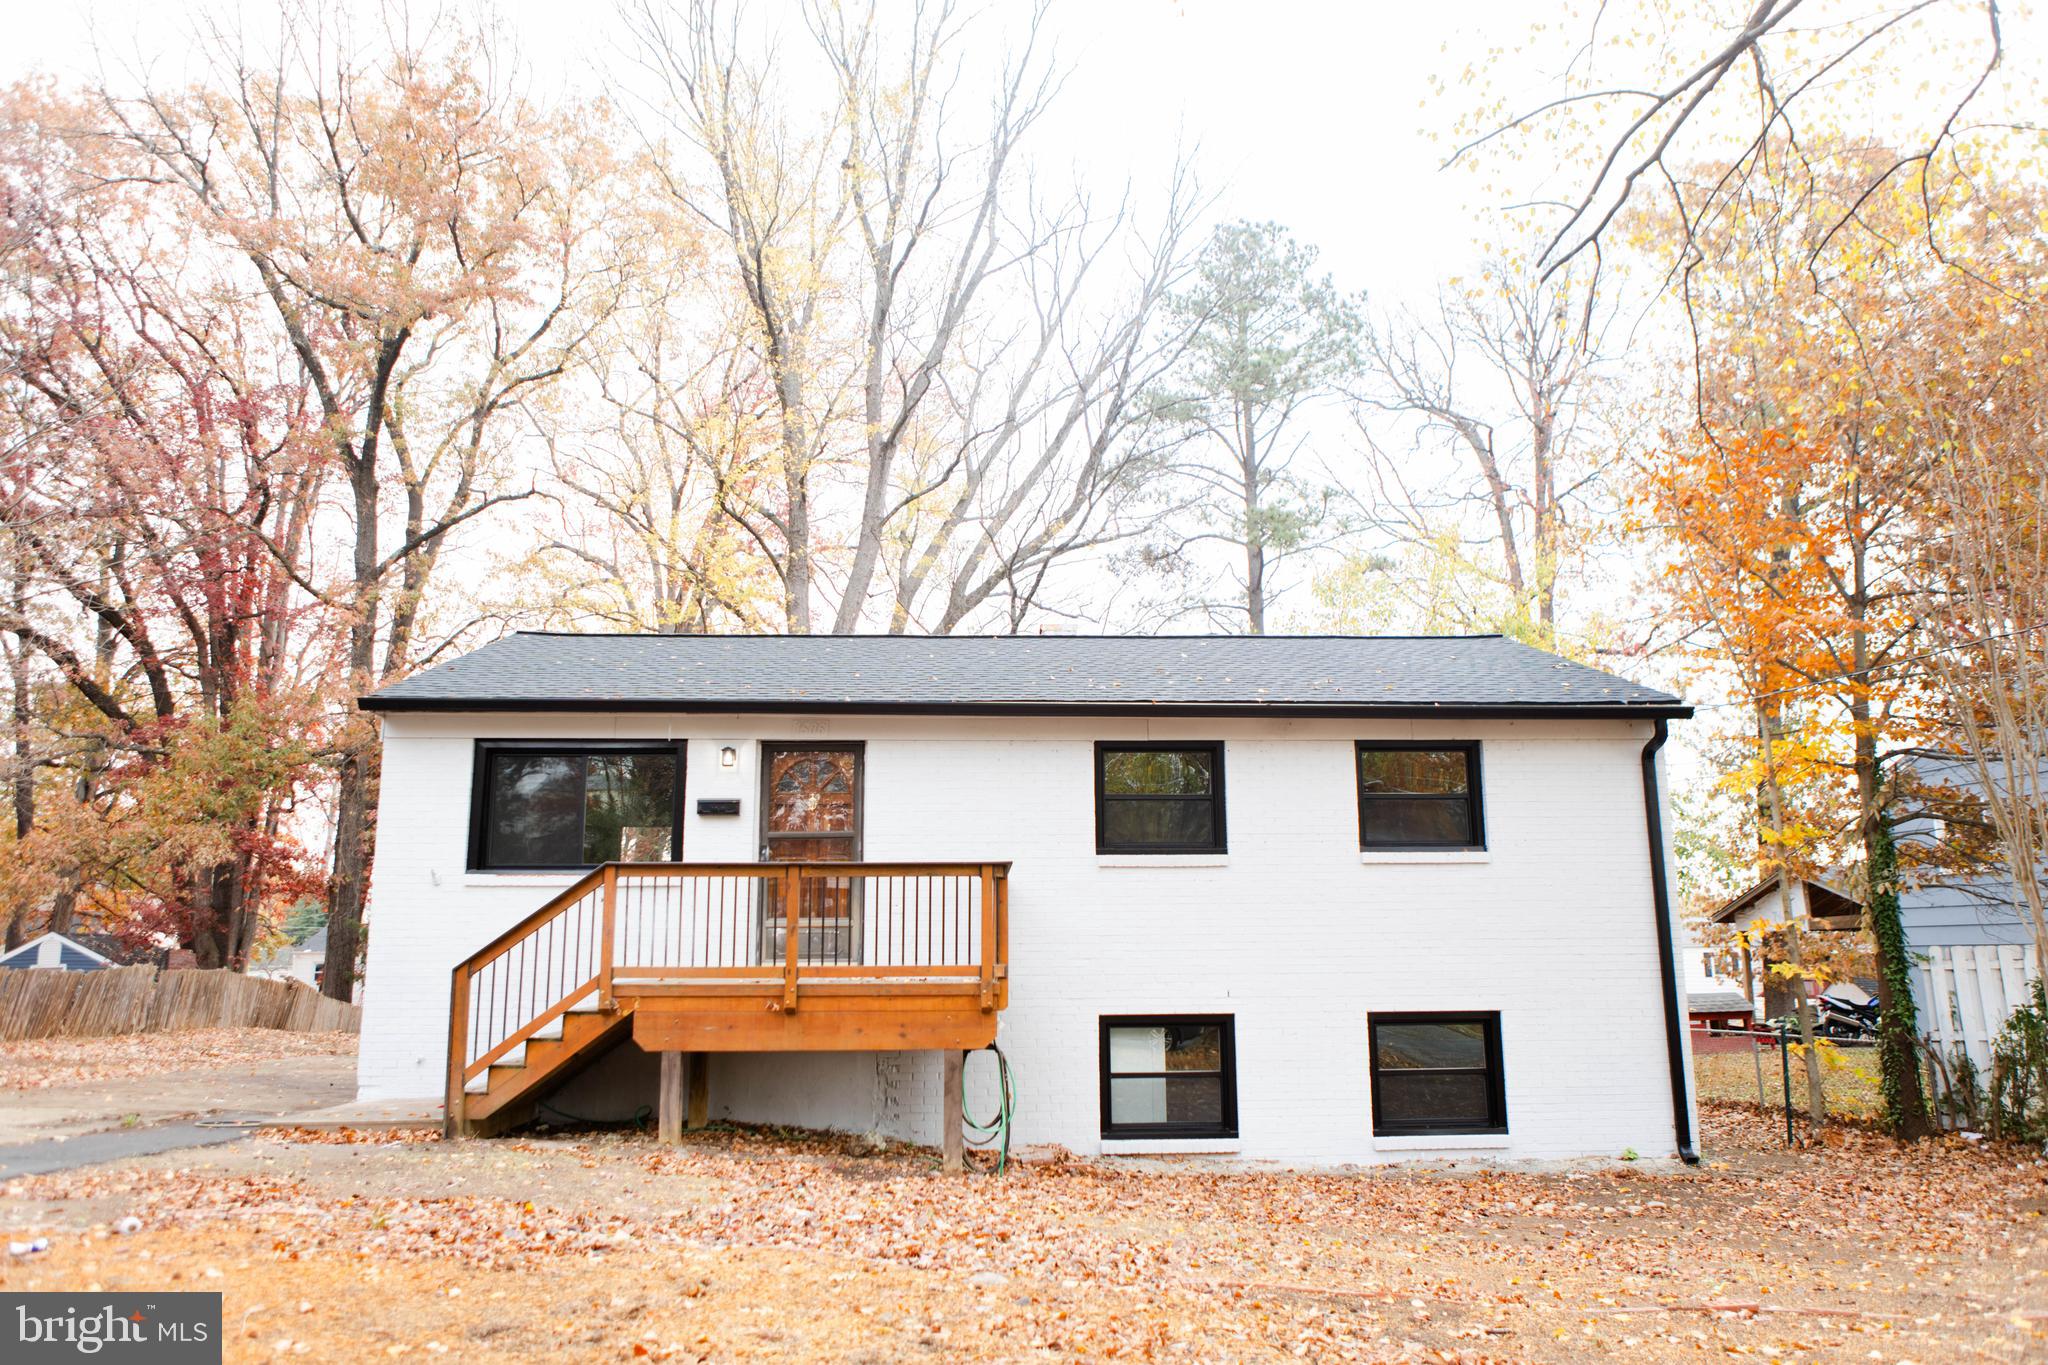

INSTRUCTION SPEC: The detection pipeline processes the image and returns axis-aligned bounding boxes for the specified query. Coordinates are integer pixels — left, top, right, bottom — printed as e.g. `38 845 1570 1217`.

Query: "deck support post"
941 1047 965 1173
686 1053 710 1130
659 1050 684 1146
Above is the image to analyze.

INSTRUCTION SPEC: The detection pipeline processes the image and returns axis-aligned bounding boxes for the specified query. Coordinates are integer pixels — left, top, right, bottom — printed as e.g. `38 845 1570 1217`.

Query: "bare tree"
1451 0 2010 282
625 0 855 632
1350 259 1614 638
883 168 1208 633
624 0 1206 635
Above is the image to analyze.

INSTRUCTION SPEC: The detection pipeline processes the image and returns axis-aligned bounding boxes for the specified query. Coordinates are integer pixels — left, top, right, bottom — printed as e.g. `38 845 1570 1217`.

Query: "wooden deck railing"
447 861 1011 1112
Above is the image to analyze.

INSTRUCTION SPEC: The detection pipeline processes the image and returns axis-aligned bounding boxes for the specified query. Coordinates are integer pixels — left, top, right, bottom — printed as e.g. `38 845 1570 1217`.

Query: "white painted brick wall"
359 711 1693 1163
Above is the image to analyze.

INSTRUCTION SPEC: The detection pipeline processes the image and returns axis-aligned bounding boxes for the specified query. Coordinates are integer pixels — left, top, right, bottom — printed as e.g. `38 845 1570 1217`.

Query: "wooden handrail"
603 859 1014 878
458 863 1014 974
464 978 600 1081
461 865 610 976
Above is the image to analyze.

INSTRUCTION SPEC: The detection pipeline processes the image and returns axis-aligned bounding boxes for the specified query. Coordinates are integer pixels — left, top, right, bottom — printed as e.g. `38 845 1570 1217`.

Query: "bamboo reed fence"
0 966 359 1041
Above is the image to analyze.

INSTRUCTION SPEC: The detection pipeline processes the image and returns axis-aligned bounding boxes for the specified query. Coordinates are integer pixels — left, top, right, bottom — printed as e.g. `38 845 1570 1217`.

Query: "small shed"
1687 989 1757 1052
0 931 115 972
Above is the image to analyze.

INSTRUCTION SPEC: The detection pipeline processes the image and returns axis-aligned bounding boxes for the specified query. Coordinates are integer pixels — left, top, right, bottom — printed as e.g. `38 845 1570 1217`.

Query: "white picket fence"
1917 943 2041 1072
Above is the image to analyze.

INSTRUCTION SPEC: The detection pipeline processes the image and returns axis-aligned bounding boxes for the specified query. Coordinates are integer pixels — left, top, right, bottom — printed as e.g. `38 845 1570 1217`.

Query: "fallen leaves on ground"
260 1126 442 1146
5 1101 2047 1360
0 1029 357 1090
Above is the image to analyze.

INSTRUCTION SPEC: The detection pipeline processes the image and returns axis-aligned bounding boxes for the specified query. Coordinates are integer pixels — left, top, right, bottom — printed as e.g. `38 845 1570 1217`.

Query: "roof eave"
358 694 1693 720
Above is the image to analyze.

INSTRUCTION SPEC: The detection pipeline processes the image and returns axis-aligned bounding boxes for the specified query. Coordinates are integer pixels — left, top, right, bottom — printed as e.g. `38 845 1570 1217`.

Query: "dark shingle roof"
1688 990 1756 1016
361 633 1687 718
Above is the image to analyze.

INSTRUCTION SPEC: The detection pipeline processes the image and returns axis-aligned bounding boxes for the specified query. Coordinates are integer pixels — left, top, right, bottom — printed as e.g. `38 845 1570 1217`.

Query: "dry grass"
1693 1039 1885 1119
3 1102 2045 1361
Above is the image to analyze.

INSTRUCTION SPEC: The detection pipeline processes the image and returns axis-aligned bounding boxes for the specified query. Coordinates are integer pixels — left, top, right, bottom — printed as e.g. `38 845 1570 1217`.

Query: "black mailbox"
696 797 741 816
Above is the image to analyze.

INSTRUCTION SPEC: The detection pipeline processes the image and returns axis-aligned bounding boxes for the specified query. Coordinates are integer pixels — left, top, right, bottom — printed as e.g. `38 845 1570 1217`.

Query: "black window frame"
1355 741 1485 851
1368 1010 1507 1137
467 739 688 872
1093 740 1228 855
1098 1013 1239 1140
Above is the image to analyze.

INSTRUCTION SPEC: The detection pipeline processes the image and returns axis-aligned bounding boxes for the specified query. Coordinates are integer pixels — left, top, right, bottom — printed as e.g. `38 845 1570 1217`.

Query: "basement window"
1368 1012 1507 1136
1099 1015 1238 1139
1094 742 1227 854
468 741 685 871
1356 743 1484 850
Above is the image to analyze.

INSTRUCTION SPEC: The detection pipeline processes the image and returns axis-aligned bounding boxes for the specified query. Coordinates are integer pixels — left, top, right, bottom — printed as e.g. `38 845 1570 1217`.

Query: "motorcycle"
1813 994 1879 1039
1766 995 1880 1040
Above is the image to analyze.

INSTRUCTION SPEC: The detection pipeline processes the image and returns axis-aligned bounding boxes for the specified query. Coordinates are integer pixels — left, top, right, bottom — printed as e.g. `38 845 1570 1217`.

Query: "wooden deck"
446 861 1009 1136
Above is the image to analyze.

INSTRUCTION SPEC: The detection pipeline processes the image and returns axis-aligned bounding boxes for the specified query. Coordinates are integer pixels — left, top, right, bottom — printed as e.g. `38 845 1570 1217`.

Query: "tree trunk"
189 860 247 971
322 745 373 1002
1241 407 1265 635
784 465 813 635
6 620 30 951
1530 392 1557 633
1757 706 1827 1129
1845 474 1931 1137
44 745 100 942
46 867 80 940
1866 815 1930 1137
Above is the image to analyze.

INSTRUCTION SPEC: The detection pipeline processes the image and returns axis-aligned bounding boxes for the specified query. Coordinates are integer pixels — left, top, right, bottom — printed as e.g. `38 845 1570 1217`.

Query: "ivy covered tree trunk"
1868 816 1932 1138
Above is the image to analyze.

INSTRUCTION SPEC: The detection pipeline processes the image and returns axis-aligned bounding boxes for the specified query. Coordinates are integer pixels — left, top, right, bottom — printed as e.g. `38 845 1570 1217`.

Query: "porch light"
719 745 737 768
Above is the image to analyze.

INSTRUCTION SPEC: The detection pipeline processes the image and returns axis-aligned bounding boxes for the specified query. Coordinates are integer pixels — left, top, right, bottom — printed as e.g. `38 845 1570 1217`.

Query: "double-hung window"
1094 742 1226 854
468 741 685 871
1368 1012 1507 1136
1356 742 1483 850
1099 1015 1238 1138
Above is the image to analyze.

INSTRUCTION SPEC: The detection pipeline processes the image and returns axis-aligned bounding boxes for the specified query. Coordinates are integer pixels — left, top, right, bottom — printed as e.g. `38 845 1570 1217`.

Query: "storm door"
758 744 864 965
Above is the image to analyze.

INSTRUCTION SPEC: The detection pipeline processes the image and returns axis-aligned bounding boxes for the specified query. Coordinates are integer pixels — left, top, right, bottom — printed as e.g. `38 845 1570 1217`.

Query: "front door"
759 744 863 964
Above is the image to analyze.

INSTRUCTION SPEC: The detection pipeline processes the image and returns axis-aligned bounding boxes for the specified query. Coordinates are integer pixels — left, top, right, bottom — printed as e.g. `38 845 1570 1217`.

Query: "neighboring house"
354 632 1699 1165
1897 752 2046 1071
1705 874 1864 1020
250 927 328 990
0 931 114 971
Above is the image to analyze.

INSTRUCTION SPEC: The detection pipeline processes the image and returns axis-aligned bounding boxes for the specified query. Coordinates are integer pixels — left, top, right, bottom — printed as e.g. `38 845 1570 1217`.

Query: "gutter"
1641 718 1700 1165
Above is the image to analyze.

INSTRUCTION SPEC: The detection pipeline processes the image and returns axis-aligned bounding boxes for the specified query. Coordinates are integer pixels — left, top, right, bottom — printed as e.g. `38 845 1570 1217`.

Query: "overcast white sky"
0 0 1540 303
11 0 2034 305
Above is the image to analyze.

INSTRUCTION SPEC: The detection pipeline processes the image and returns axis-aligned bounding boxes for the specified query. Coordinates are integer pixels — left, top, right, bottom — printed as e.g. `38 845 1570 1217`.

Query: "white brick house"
356 633 1699 1165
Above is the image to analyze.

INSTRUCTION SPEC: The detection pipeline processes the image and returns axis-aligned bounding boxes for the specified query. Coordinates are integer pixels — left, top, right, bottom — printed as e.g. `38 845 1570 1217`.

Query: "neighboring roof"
252 926 327 973
1688 990 1756 1015
361 632 1690 718
69 930 167 968
1708 874 1863 926
0 931 113 971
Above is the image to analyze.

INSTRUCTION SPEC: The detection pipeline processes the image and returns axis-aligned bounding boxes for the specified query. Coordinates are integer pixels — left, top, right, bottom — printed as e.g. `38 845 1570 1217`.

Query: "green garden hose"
961 1042 1015 1174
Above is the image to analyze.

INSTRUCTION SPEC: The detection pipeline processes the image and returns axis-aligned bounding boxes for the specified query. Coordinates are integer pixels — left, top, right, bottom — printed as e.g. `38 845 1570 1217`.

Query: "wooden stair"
457 997 634 1135
446 861 1010 1138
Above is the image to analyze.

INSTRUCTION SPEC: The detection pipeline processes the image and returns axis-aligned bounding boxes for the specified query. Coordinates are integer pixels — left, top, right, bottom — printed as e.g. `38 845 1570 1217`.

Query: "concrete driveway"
0 1055 358 1175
